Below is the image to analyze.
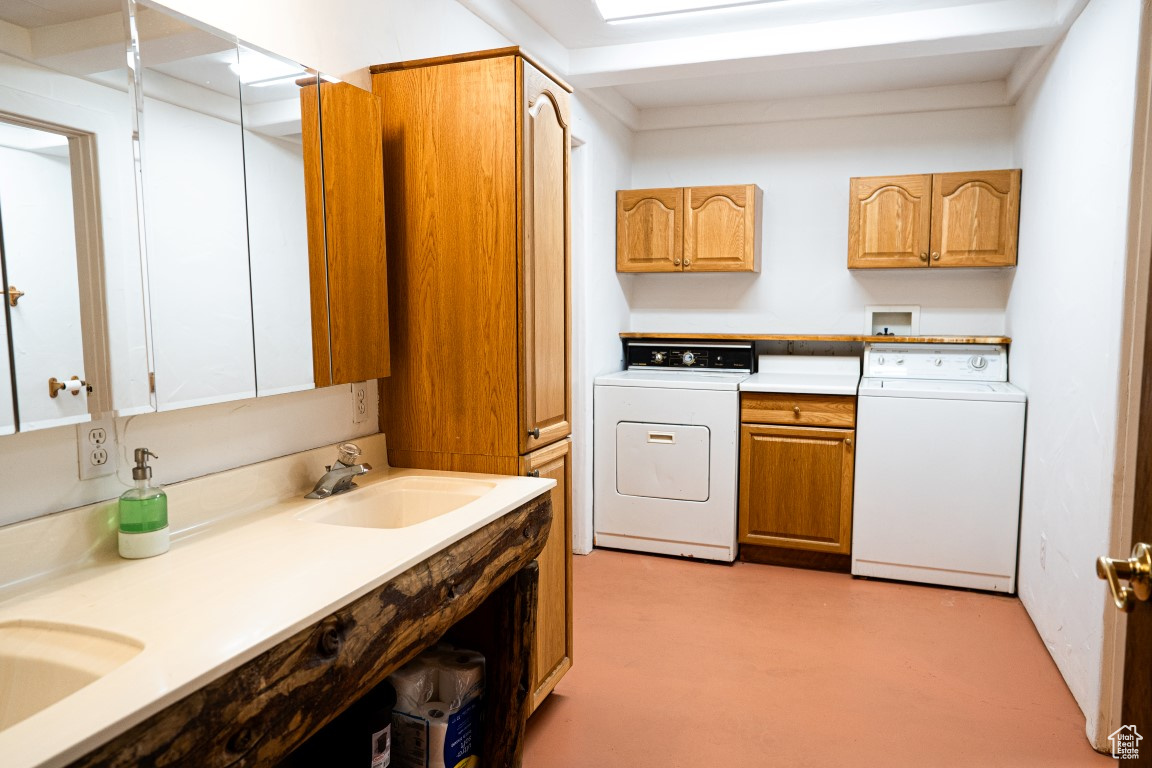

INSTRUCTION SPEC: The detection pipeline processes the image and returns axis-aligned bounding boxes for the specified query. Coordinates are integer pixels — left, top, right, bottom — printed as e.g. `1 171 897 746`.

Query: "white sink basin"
298 476 498 529
0 622 143 732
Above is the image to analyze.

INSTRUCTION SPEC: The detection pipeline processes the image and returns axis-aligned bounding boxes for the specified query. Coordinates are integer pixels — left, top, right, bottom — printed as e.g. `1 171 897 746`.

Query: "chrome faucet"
306 443 372 499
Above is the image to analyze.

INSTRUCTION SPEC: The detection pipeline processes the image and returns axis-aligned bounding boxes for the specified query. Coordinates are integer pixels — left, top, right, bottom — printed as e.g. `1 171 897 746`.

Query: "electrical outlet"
352 381 369 424
77 418 118 480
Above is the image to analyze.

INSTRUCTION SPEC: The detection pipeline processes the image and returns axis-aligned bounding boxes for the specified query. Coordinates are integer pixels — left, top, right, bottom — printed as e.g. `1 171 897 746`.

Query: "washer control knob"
681 351 696 367
653 351 666 364
877 356 886 365
896 358 905 365
970 355 988 370
934 358 942 367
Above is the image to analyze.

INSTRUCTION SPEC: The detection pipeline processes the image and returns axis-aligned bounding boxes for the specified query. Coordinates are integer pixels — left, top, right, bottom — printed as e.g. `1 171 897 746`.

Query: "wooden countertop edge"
619 333 1011 344
369 46 574 93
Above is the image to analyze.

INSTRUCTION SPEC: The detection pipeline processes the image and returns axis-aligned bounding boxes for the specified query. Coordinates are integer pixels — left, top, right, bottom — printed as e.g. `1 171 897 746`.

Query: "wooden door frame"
1109 1 1152 754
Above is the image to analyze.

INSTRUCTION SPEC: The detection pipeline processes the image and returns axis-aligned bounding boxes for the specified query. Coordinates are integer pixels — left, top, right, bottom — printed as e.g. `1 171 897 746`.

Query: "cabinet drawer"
741 392 856 427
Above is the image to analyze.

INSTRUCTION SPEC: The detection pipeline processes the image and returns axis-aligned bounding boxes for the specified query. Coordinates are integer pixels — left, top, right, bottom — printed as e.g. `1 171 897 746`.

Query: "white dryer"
593 341 753 561
852 343 1026 593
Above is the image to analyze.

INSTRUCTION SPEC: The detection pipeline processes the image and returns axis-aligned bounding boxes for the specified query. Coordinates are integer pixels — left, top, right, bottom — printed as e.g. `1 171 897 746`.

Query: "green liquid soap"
118 489 168 533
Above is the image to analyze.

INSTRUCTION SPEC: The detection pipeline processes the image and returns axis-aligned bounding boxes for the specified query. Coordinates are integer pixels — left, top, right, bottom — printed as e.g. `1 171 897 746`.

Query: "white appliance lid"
741 372 860 396
859 377 1026 402
594 369 749 391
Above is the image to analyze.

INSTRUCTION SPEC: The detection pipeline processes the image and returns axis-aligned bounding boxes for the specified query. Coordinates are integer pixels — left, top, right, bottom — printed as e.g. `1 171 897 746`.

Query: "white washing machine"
851 343 1026 593
593 341 753 562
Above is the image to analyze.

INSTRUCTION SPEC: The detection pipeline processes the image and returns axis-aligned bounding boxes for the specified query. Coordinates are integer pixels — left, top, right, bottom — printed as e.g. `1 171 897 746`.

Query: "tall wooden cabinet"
848 169 1021 269
370 47 573 713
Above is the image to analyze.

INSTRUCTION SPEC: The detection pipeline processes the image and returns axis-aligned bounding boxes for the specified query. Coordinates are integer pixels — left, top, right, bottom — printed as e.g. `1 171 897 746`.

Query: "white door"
615 421 710 501
0 135 89 431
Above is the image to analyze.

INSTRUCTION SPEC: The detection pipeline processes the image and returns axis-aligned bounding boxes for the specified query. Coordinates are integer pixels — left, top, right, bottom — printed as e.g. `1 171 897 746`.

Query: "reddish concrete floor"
523 549 1112 768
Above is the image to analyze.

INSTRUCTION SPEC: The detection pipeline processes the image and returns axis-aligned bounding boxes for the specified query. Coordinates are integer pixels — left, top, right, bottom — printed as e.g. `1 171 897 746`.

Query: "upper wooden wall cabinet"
300 79 389 386
847 169 1021 269
617 184 762 273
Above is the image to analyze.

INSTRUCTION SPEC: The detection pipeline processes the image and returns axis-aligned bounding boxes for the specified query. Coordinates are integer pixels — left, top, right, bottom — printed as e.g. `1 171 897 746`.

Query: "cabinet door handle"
673 258 681 266
527 470 540 478
845 438 853 448
932 252 940 261
683 257 691 267
528 428 541 439
919 252 928 262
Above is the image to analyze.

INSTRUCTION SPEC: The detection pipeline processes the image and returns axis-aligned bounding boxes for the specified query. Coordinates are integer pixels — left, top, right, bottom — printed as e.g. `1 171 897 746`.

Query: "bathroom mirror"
0 2 149 434
132 1 320 410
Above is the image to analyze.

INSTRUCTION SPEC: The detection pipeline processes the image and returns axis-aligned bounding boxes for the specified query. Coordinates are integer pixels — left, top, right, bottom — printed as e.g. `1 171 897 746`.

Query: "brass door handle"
932 252 941 261
1097 542 1152 612
7 286 24 306
919 252 928 262
673 258 681 266
792 406 800 416
683 258 691 267
845 438 853 448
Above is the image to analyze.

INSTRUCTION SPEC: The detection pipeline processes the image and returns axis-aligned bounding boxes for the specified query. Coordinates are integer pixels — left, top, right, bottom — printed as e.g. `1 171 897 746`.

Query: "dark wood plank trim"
620 332 1012 344
370 46 572 93
739 543 852 574
66 495 552 768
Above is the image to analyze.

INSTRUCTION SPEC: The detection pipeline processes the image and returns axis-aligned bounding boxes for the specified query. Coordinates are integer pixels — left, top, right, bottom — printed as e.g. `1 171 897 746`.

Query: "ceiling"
461 0 1082 129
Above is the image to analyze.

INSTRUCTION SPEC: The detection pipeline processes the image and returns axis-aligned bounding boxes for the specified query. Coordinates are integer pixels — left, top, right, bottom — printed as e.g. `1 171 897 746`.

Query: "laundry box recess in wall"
865 305 920 336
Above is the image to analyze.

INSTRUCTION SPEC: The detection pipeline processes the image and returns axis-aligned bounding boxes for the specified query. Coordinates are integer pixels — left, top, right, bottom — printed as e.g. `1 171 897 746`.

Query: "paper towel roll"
389 658 435 715
436 650 484 709
422 701 450 768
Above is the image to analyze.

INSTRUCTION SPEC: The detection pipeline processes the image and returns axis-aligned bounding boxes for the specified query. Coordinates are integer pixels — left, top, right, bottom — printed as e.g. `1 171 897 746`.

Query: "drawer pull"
792 406 800 416
528 427 541 439
648 431 676 444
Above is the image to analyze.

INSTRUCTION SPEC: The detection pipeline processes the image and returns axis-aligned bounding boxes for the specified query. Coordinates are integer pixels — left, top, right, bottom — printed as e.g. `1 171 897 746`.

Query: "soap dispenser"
118 448 169 559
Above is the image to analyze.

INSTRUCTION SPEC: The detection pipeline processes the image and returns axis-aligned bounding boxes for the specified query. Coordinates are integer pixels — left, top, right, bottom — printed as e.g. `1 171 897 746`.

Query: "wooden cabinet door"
931 169 1021 267
616 188 683 272
847 174 932 269
521 438 573 713
301 80 389 387
520 62 571 455
739 423 855 554
683 184 761 272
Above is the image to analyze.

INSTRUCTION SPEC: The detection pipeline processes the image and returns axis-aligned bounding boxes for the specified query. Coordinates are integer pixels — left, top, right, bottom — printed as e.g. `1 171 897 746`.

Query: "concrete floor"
523 549 1112 767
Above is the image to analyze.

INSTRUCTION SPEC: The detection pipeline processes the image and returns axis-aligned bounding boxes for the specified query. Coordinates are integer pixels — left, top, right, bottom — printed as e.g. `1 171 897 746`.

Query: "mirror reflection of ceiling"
0 0 127 85
0 0 122 28
0 121 69 157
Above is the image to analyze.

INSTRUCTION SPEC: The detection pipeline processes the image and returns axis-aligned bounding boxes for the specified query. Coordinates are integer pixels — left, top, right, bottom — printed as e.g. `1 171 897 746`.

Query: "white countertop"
740 355 861 396
0 435 554 768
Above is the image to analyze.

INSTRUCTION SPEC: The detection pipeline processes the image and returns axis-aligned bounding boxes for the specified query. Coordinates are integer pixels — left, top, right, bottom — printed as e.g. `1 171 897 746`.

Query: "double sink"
0 468 508 750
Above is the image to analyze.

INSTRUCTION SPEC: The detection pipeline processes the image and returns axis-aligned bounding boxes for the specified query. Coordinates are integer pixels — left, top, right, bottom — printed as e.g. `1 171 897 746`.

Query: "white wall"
629 108 1017 335
1007 0 1143 746
571 94 634 553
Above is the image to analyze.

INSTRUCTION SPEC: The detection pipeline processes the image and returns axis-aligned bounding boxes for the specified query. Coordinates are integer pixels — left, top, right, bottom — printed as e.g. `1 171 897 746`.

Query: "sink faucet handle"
336 443 362 466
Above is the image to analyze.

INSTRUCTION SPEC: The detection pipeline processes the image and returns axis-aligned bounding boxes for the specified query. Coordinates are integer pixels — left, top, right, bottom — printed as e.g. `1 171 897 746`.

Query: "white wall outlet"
352 381 369 424
77 418 118 480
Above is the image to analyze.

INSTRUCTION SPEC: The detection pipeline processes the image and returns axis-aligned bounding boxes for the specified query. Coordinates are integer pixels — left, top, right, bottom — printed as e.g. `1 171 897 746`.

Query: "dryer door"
615 421 710 501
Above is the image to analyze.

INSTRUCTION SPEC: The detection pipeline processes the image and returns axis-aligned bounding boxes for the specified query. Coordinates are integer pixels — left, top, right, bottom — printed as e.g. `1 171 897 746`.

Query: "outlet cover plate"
352 382 368 424
77 418 118 480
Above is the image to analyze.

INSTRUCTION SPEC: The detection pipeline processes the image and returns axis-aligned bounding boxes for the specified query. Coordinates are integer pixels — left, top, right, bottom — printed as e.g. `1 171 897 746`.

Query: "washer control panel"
863 343 1008 381
625 341 754 372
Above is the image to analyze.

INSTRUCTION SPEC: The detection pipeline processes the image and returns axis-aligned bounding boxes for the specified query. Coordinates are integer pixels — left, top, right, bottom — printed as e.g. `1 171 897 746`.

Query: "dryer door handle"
647 431 677 444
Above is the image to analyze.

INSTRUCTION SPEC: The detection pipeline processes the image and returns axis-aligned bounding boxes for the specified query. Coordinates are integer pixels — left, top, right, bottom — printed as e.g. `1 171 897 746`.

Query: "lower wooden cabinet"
738 393 856 557
520 438 573 712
